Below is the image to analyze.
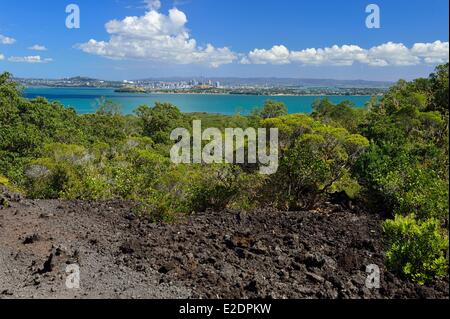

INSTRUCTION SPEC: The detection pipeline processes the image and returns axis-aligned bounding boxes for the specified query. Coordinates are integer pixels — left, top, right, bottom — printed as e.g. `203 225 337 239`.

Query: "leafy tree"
312 98 366 133
263 114 369 209
1 73 85 184
428 63 449 117
135 102 189 144
95 97 123 116
251 100 288 121
357 64 449 221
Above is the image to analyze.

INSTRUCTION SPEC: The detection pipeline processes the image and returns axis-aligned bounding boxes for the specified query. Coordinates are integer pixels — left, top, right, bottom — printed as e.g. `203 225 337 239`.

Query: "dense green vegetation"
1 65 448 284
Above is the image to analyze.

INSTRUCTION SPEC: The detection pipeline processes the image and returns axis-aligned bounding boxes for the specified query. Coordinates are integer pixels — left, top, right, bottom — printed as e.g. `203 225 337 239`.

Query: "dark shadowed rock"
0 198 447 299
23 233 40 245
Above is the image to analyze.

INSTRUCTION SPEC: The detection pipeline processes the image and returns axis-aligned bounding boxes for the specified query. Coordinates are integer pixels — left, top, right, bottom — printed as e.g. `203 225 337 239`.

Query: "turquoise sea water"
24 87 374 115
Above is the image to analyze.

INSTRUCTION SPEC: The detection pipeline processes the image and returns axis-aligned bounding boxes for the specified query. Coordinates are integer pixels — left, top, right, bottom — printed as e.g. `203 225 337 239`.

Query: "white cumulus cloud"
367 42 419 66
8 55 53 63
78 7 237 67
0 53 4 60
411 40 449 64
246 45 291 65
0 34 16 45
243 41 449 67
28 44 48 51
290 45 368 66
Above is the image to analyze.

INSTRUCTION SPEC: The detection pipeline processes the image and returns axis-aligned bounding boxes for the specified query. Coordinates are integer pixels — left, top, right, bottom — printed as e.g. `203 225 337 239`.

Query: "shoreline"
24 86 381 98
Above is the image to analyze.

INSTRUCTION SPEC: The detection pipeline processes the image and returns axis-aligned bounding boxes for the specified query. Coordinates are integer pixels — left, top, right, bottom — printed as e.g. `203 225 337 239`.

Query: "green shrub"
136 191 189 223
312 98 366 133
0 197 9 208
61 167 111 200
190 164 265 212
190 165 241 212
359 144 449 221
24 159 73 199
135 164 202 222
24 144 93 199
389 169 448 221
263 114 369 209
383 214 448 285
0 175 9 186
133 163 266 222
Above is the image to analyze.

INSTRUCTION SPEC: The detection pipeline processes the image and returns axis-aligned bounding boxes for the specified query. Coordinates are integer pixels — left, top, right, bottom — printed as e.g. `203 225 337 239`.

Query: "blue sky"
0 0 448 80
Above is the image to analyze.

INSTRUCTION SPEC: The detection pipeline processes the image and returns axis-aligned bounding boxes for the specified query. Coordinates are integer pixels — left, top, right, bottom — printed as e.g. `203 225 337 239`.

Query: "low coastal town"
13 76 389 96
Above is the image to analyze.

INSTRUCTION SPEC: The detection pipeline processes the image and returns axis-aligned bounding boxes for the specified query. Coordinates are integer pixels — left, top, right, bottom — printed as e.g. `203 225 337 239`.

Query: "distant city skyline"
1 0 449 81
13 74 394 88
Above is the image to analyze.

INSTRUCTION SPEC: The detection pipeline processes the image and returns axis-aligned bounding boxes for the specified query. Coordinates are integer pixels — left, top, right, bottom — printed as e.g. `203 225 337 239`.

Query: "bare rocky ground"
0 188 448 299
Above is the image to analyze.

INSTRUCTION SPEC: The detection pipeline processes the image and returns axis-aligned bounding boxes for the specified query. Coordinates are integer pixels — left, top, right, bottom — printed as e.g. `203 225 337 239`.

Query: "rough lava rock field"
0 188 448 299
